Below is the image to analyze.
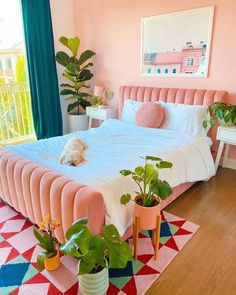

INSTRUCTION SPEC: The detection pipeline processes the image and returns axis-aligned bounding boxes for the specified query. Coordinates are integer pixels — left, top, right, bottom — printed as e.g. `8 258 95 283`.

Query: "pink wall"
74 0 236 158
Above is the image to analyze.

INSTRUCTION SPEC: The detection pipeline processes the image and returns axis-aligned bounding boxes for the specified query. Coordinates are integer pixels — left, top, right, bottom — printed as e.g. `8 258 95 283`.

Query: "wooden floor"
147 168 236 295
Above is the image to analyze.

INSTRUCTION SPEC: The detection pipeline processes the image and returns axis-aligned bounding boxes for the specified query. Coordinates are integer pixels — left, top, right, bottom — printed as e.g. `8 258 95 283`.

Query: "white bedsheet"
7 119 215 235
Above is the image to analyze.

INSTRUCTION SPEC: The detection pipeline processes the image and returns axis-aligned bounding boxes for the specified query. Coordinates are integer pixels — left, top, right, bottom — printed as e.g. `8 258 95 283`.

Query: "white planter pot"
68 114 89 132
78 267 109 295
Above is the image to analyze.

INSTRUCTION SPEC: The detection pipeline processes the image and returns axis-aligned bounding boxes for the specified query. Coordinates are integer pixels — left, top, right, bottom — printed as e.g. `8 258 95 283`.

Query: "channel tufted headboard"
119 86 228 154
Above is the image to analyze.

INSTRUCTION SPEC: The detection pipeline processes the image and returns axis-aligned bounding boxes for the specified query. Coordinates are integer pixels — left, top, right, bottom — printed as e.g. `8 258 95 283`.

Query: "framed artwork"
141 6 214 77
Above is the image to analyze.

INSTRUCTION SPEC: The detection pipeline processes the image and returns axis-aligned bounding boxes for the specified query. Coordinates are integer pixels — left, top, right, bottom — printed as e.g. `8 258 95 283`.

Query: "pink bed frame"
0 86 227 242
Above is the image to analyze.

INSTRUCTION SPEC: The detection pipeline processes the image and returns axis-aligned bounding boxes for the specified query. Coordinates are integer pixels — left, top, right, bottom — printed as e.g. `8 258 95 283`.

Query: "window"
172 69 176 74
186 57 194 66
157 69 161 74
6 58 12 69
165 69 168 74
147 68 152 74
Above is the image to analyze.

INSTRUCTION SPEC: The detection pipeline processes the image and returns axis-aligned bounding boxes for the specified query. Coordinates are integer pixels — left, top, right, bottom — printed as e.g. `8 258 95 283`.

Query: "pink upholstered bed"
0 86 227 243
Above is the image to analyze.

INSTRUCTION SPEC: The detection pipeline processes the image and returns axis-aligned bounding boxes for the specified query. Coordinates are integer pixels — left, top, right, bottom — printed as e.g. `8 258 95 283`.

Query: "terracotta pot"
133 196 161 230
78 266 109 295
44 251 61 271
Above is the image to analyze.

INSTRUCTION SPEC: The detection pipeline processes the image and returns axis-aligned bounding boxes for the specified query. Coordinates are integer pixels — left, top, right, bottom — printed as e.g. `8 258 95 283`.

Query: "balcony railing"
0 82 35 145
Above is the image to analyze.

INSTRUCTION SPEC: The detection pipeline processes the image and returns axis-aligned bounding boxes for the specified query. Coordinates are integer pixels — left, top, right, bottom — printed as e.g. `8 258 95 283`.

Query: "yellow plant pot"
44 251 61 271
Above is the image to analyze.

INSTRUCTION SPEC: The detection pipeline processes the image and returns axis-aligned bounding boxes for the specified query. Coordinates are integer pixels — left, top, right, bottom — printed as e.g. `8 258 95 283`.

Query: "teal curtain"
21 0 62 139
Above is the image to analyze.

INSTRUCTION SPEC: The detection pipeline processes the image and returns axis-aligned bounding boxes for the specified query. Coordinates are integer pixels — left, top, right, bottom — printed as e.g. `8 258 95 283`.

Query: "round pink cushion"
135 102 165 128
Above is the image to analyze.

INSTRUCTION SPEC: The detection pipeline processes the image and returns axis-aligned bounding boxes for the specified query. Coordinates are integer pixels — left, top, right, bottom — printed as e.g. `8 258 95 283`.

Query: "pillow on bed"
135 102 164 128
121 99 144 123
160 101 210 136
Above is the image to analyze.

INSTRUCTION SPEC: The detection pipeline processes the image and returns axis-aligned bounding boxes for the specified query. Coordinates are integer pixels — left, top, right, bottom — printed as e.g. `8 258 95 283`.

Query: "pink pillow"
135 102 165 128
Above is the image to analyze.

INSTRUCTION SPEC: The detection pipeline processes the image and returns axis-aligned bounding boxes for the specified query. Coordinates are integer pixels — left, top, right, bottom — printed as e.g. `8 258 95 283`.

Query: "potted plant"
56 36 95 132
203 102 236 129
120 156 173 230
60 218 132 295
33 215 61 271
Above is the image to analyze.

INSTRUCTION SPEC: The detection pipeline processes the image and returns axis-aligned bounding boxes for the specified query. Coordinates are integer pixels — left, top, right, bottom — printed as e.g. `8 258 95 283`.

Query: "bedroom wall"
73 0 236 161
50 0 75 134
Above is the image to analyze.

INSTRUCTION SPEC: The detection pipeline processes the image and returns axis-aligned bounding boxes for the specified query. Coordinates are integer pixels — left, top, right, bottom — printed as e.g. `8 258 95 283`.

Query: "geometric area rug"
0 200 199 295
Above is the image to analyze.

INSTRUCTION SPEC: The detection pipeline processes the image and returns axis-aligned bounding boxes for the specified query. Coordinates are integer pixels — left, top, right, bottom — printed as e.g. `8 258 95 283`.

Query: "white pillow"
159 101 210 136
121 99 143 123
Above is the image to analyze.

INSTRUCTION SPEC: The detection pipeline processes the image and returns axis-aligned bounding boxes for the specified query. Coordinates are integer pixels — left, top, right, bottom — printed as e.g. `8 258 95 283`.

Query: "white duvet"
7 119 215 235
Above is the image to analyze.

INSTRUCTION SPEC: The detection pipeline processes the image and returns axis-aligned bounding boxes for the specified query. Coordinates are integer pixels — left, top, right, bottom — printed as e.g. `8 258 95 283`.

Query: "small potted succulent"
56 36 95 132
120 156 173 230
60 218 132 295
34 215 61 271
203 102 236 129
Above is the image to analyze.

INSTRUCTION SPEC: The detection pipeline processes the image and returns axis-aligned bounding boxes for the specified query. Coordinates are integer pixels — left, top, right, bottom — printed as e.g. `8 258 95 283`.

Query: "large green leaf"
157 180 172 200
134 166 144 177
68 37 80 56
60 89 77 96
78 69 93 82
66 218 88 240
37 252 47 271
67 102 78 113
78 50 95 66
55 51 71 67
78 259 96 275
80 100 91 110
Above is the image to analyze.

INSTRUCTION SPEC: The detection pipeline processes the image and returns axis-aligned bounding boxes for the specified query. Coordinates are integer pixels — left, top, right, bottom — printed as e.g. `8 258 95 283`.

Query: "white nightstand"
215 126 236 172
86 106 116 129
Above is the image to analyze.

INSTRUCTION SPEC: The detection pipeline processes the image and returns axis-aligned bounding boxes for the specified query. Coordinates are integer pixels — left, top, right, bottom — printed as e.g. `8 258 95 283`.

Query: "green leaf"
80 100 91 110
103 224 121 241
120 193 131 205
65 218 88 240
67 102 78 113
68 37 80 57
60 83 74 88
202 120 208 129
157 180 172 200
134 166 144 177
60 89 77 96
33 229 44 243
55 51 71 67
59 36 69 47
120 169 132 176
146 156 162 162
37 252 47 271
78 69 93 82
159 161 173 169
77 50 95 66
145 164 155 179
78 259 96 275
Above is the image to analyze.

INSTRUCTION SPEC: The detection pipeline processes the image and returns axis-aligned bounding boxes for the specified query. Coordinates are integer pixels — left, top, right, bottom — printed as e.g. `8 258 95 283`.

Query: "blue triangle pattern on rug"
0 200 199 295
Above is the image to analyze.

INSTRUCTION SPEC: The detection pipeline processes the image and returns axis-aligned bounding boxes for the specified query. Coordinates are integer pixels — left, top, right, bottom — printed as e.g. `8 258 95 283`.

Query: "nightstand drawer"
86 107 116 121
86 107 107 120
217 127 236 143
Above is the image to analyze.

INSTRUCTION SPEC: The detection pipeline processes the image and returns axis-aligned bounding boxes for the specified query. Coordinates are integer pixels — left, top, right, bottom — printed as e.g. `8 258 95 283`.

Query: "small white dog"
59 137 87 166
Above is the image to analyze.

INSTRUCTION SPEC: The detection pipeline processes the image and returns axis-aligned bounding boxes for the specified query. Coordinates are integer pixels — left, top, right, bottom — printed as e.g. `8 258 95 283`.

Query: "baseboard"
222 159 236 170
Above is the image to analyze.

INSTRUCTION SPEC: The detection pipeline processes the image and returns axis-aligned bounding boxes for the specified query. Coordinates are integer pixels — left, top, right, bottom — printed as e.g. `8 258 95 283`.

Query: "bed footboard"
0 149 105 243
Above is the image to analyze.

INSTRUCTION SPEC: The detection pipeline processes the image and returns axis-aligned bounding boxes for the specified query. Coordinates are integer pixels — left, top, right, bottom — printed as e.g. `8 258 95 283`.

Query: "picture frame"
141 6 214 78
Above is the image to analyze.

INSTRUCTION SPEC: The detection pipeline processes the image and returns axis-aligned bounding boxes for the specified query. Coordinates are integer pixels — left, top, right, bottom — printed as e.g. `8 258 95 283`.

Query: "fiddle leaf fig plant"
120 156 173 207
203 102 236 129
55 36 95 114
60 218 132 275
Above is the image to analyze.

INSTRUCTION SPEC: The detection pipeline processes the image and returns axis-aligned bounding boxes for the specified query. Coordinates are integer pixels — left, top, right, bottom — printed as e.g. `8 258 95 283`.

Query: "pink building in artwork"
144 42 207 75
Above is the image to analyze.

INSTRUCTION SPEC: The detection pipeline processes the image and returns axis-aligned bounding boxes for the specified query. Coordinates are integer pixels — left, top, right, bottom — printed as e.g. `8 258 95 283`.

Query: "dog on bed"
59 137 87 166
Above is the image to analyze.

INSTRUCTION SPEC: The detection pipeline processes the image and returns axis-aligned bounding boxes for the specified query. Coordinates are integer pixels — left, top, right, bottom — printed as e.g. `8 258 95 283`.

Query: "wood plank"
146 168 236 295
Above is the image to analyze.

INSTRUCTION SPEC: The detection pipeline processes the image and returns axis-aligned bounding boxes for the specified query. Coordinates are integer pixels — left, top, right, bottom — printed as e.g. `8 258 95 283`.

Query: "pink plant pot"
133 197 161 230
